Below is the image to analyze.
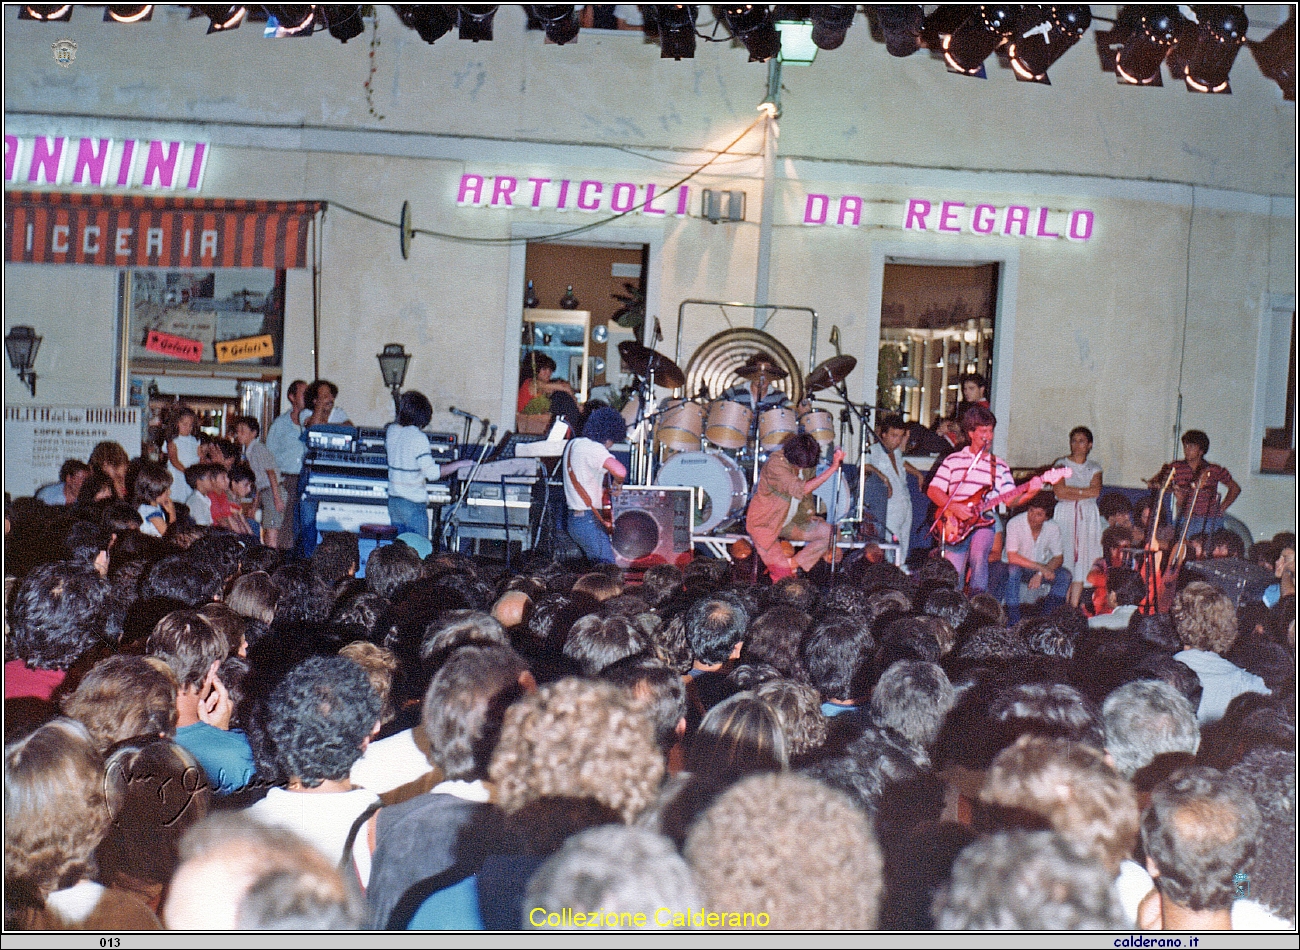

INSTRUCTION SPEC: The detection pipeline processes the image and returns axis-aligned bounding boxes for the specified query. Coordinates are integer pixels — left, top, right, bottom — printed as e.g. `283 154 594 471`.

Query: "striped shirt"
386 424 442 503
929 445 1015 504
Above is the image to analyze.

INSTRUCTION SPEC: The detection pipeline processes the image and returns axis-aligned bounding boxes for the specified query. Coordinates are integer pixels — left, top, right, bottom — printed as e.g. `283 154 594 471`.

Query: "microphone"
654 318 664 344
449 406 480 420
488 424 498 442
479 418 492 441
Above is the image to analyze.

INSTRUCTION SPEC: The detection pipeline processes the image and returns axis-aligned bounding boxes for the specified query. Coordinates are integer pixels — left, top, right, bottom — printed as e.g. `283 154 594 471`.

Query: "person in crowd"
1147 429 1240 543
89 440 131 500
863 413 920 564
1088 566 1147 630
132 461 175 538
1052 426 1105 608
165 405 201 505
233 415 284 548
6 560 115 700
951 371 989 424
1171 582 1271 725
266 379 308 550
36 459 92 506
60 654 178 751
1101 679 1200 780
302 379 351 425
385 390 466 541
746 432 845 583
1001 493 1071 624
562 406 628 565
518 352 574 415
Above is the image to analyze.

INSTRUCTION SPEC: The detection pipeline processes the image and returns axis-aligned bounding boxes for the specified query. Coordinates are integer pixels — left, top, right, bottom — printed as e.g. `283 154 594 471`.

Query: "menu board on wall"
4 405 142 498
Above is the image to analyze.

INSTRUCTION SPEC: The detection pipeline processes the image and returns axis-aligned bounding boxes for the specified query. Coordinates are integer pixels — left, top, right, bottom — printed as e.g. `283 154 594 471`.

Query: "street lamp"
5 325 41 397
377 343 411 409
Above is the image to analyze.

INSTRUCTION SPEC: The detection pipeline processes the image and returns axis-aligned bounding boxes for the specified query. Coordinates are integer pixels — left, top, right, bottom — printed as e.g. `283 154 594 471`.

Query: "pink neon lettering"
27 136 64 184
611 182 636 213
904 199 930 230
141 140 181 189
4 135 19 182
1067 210 1094 241
491 176 517 207
837 195 863 227
185 143 207 190
971 204 997 234
116 141 135 186
556 180 571 209
72 138 112 187
527 177 550 208
938 201 964 233
1034 207 1060 239
1003 205 1030 237
457 174 485 204
804 194 829 225
577 180 602 211
675 186 689 216
643 183 666 215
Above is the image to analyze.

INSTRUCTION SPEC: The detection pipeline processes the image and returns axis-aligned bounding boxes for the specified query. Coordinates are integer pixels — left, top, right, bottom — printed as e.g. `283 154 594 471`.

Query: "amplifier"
611 487 694 568
1184 558 1276 609
356 427 387 455
459 477 538 528
428 431 459 464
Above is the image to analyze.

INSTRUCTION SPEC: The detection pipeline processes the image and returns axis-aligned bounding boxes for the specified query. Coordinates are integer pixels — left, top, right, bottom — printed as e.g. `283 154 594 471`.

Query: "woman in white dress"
1053 426 1104 608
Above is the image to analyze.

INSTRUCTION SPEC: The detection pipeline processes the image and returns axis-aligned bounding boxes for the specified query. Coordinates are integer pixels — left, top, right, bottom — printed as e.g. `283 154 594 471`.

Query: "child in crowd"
228 463 259 539
132 461 175 538
233 416 284 549
166 406 201 504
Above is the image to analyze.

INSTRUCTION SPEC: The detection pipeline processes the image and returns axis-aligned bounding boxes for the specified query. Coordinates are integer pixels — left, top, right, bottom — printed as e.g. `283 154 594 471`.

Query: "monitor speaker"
611 487 694 568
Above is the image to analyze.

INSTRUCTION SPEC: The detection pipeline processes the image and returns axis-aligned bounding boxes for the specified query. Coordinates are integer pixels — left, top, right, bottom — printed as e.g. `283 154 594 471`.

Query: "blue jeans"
1004 565 1073 624
388 496 429 540
567 509 616 564
1176 515 1223 544
941 526 995 593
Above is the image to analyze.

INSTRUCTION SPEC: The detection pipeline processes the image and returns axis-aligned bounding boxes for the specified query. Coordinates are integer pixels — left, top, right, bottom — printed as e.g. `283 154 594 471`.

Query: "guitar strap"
564 439 610 531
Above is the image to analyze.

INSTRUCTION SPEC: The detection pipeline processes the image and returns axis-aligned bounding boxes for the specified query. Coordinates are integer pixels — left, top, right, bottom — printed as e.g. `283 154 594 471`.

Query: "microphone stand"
440 424 496 550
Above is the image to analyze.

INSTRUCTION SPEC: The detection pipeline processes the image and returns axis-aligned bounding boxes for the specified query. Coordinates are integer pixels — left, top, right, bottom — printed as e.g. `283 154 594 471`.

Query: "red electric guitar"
930 467 1072 545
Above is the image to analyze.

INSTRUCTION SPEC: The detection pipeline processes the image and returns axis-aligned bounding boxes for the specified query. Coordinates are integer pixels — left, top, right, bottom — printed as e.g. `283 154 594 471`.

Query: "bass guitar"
930 467 1072 546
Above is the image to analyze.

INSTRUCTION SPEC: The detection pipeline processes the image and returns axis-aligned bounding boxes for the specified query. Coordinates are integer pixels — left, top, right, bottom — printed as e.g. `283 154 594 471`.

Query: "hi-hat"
805 354 857 392
618 341 686 389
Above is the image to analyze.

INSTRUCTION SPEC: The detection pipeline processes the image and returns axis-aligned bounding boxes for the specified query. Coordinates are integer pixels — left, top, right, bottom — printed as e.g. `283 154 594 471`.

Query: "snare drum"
798 406 835 447
705 399 753 450
757 406 798 449
655 398 705 453
655 450 749 534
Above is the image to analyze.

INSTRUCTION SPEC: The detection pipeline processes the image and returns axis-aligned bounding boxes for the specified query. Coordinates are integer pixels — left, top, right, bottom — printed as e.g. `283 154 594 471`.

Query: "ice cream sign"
5 135 209 191
801 193 1095 241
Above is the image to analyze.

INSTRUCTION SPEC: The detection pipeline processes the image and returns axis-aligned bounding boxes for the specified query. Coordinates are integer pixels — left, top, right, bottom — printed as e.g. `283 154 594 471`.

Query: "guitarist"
563 406 627 564
926 406 1015 594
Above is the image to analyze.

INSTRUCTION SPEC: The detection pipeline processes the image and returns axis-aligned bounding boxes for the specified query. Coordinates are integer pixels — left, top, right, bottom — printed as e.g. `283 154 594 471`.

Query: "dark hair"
562 614 647 676
141 554 222 607
602 657 688 755
683 596 749 666
687 692 786 783
312 532 361 589
130 461 172 507
780 433 820 469
89 440 130 475
957 371 987 393
1107 567 1146 607
10 562 115 670
1024 491 1056 515
871 660 955 750
147 610 225 689
58 459 92 484
77 471 117 506
228 462 255 487
396 390 433 429
184 462 221 491
1208 528 1245 558
232 415 260 437
582 406 627 445
521 352 557 381
305 380 340 412
264 656 382 786
1069 426 1094 444
959 404 996 434
878 413 907 435
990 682 1104 749
1097 493 1133 520
422 644 528 781
1181 429 1210 454
801 614 872 702
365 542 424 599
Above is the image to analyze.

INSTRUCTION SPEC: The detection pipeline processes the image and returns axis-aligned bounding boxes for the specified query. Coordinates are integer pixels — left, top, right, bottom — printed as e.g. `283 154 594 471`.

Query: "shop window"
878 262 999 426
1258 306 1296 474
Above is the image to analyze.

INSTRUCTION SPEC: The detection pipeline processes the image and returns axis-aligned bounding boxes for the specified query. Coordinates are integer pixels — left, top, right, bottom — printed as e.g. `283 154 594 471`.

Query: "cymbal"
736 358 788 382
805 354 858 392
618 341 686 389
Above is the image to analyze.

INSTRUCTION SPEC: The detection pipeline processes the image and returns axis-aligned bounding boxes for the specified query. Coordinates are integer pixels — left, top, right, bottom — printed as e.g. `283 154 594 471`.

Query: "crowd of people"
3 390 1295 932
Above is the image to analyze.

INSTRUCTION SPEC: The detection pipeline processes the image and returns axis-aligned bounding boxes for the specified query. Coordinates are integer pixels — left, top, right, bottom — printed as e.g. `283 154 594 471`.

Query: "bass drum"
655 450 749 535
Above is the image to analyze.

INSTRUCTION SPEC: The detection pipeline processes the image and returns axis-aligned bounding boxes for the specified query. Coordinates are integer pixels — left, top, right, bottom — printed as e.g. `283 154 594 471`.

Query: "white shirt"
350 727 434 794
385 424 442 503
188 489 213 527
1004 512 1064 565
246 786 380 885
266 410 306 475
563 437 612 511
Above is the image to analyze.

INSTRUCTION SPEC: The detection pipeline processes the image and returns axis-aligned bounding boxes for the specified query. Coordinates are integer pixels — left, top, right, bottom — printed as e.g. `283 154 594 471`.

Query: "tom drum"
757 406 798 449
705 399 753 450
655 398 705 453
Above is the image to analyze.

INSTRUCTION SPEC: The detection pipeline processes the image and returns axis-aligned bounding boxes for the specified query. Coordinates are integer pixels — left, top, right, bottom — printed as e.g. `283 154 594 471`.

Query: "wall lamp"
6 325 42 397
377 343 412 407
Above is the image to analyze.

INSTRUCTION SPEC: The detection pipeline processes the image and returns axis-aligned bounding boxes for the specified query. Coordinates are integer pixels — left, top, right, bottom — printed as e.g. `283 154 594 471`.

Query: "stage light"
1174 5 1248 93
395 5 457 45
1247 11 1295 101
104 5 152 23
530 5 580 45
721 5 781 63
18 5 72 21
655 4 697 60
458 5 498 42
875 4 925 57
265 5 317 36
321 5 364 43
1007 5 1091 85
1115 6 1183 86
776 20 818 65
196 5 246 33
942 5 1014 76
809 5 856 51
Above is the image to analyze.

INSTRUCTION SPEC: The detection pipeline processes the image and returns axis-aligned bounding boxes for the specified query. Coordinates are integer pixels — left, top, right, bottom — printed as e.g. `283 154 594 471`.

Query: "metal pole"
754 59 781 318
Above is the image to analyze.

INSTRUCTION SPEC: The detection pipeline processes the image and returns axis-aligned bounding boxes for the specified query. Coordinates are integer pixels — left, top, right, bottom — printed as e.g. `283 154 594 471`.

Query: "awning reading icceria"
4 191 325 269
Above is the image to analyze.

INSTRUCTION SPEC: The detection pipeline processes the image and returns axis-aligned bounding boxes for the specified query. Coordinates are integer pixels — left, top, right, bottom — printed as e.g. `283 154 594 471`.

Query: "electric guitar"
930 467 1072 545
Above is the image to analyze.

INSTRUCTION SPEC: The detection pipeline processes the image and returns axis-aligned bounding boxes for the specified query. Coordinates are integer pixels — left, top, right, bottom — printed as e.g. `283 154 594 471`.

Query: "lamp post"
377 343 411 411
5 325 41 397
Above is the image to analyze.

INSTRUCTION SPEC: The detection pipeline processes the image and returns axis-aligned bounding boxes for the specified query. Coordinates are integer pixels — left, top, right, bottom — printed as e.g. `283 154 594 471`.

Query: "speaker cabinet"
611 487 694 569
1183 558 1276 609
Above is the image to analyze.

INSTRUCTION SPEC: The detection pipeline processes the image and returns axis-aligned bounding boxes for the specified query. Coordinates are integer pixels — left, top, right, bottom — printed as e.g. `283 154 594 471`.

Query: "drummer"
721 352 791 413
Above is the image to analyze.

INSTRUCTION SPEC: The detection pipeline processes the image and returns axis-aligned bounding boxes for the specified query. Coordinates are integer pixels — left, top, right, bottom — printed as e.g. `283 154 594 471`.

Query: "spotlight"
1007 5 1091 85
1247 12 1295 101
1114 6 1183 85
1173 5 1248 93
265 5 317 36
874 5 925 57
395 5 457 45
195 5 246 33
530 5 580 45
320 5 364 43
942 5 1015 76
721 4 781 62
809 5 856 51
104 5 152 23
458 5 497 42
18 5 72 21
655 4 697 60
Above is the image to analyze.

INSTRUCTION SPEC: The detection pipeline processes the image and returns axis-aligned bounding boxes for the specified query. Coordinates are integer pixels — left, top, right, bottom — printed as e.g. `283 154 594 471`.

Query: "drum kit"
617 335 865 539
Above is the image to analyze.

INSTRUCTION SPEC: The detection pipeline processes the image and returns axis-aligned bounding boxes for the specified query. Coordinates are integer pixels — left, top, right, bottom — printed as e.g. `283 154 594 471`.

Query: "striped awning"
4 191 325 268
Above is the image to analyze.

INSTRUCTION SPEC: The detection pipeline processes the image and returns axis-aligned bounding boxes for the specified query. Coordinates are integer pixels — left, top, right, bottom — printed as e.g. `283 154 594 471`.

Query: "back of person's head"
62 519 110 567
61 654 178 751
1102 679 1200 779
933 830 1127 929
1107 566 1147 607
871 661 954 751
225 570 279 625
683 595 749 666
311 532 360 589
422 643 529 781
780 432 820 469
638 564 683 608
9 560 114 671
572 570 623 602
686 692 787 784
562 614 647 675
1142 766 1260 912
140 554 221 606
338 640 400 726
684 772 883 929
601 657 687 757
264 655 382 786
801 614 872 702
582 405 627 444
1172 581 1238 653
419 609 510 672
1226 747 1296 924
525 825 700 929
395 390 433 429
920 586 971 631
740 606 811 681
752 678 827 759
990 681 1103 749
979 735 1138 876
147 610 224 689
766 573 819 612
489 677 663 824
365 541 424 599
